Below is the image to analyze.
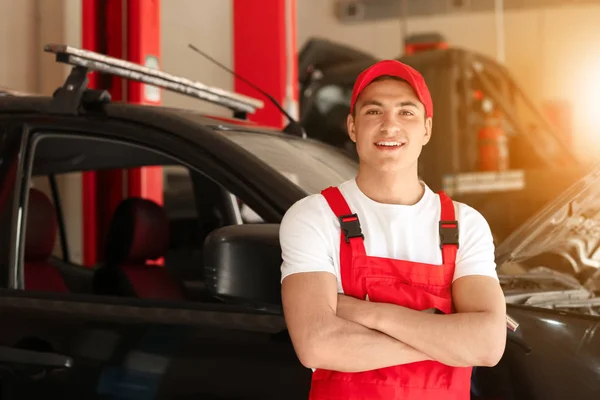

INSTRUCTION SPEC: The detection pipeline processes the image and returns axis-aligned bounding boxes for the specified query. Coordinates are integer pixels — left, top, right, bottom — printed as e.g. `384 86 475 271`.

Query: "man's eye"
366 110 380 115
400 110 414 116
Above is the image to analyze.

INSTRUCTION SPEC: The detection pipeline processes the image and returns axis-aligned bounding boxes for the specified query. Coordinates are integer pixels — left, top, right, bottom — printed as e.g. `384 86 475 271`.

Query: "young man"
280 60 507 400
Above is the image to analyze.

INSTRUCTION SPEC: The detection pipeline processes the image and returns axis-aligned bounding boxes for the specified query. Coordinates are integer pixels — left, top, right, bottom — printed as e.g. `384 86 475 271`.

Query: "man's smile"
374 139 407 149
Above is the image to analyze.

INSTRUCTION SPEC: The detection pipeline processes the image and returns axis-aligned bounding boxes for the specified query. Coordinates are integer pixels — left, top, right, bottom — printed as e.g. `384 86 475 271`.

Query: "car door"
0 115 311 400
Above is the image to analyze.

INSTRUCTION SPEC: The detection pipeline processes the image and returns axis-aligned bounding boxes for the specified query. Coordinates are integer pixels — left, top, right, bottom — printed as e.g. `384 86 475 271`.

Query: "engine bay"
499 264 600 317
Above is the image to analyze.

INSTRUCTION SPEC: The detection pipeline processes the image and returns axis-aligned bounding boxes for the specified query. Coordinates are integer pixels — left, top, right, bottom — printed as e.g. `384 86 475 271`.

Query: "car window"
222 131 358 195
29 175 68 260
16 132 269 302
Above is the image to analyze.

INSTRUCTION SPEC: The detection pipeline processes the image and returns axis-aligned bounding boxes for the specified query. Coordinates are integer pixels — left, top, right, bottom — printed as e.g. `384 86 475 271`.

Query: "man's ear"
347 114 357 143
423 117 433 145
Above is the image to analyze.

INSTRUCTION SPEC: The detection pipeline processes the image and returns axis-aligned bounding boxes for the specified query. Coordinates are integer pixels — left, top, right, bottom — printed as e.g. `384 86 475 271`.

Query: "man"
280 59 507 400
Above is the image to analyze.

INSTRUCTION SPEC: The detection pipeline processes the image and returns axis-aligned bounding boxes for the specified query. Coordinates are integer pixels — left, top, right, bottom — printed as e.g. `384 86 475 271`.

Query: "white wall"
161 0 234 115
0 0 39 92
297 0 405 60
0 0 80 94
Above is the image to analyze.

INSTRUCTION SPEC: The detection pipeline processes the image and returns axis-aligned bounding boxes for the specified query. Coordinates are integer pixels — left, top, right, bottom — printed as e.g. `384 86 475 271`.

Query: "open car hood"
298 37 377 83
495 163 600 265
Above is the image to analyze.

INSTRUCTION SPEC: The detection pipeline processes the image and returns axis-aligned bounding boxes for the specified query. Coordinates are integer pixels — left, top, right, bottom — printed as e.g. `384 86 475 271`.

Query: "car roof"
0 94 314 216
0 94 283 135
0 94 319 174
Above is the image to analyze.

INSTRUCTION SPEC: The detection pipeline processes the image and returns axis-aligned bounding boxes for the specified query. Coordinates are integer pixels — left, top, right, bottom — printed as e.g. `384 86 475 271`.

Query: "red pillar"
125 0 163 205
81 0 100 266
233 0 298 128
81 0 162 266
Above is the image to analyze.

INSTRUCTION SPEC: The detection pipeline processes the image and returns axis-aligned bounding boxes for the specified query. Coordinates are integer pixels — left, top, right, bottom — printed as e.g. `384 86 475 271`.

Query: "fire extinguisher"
478 110 509 171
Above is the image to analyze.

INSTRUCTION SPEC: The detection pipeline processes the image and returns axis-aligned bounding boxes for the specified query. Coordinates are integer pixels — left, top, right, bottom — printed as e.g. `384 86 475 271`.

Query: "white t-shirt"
280 179 497 292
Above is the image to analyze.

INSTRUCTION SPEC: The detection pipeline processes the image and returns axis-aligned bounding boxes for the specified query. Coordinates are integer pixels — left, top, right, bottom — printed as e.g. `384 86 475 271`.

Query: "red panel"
82 0 128 265
127 167 163 206
126 0 163 206
125 0 163 264
233 0 295 129
82 0 98 89
82 0 99 266
105 0 125 102
126 0 161 106
95 0 126 260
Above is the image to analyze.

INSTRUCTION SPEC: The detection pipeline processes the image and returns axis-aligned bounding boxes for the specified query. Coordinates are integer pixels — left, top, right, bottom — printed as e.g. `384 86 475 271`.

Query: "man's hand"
335 276 507 368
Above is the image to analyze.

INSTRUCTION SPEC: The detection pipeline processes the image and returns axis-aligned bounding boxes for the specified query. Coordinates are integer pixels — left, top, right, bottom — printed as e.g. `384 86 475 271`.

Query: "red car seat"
95 197 184 300
24 189 68 292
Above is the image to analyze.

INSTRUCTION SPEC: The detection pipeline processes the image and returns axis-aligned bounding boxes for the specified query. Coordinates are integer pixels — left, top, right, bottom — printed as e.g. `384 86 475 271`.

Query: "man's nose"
380 111 402 135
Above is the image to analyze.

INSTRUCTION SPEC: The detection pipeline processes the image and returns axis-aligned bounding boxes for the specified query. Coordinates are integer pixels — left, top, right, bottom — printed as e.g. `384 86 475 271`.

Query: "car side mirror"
203 224 282 311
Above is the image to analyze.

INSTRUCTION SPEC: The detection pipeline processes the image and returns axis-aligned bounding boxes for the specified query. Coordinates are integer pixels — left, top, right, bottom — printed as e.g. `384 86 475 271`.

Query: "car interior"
21 134 272 305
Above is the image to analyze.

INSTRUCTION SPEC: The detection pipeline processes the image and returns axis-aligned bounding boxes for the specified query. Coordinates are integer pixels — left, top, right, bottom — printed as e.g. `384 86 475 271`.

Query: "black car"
0 44 598 400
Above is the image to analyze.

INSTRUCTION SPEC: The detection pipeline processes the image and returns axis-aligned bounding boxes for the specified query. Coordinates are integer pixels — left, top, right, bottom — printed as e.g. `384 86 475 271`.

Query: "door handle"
507 314 519 332
0 345 73 369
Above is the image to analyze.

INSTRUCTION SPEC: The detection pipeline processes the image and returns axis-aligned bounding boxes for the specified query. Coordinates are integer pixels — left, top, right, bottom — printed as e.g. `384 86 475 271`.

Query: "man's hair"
351 75 410 117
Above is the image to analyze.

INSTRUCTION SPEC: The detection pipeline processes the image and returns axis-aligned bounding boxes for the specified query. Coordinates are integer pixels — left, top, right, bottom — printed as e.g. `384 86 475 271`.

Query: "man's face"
347 78 432 173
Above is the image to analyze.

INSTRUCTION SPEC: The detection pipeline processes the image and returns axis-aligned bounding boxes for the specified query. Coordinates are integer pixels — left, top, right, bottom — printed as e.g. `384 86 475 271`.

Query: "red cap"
350 60 433 118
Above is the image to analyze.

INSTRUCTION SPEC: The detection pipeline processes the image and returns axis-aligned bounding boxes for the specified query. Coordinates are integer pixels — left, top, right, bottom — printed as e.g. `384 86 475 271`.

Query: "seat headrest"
25 188 57 262
105 198 169 264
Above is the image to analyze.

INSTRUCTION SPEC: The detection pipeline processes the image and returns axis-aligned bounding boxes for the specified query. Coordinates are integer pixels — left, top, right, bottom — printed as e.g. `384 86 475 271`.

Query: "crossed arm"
336 275 507 367
281 272 432 373
280 197 506 372
281 272 506 372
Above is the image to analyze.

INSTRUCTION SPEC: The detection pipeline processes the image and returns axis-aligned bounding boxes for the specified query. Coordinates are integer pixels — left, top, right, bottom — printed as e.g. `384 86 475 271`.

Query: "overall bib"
309 186 472 400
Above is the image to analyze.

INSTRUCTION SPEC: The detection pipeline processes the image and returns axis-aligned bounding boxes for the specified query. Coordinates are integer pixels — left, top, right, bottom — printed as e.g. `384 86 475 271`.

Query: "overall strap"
438 191 459 265
321 187 366 295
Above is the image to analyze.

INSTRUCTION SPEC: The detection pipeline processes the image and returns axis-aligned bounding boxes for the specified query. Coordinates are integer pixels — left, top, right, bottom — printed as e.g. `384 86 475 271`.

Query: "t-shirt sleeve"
280 195 336 282
453 203 498 282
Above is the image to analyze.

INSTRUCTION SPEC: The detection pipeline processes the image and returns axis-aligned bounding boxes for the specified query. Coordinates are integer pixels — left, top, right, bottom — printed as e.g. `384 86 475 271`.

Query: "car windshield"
222 130 358 194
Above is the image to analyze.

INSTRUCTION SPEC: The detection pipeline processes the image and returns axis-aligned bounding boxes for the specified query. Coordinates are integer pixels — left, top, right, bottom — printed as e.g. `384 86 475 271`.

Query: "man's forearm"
358 303 506 367
305 314 432 373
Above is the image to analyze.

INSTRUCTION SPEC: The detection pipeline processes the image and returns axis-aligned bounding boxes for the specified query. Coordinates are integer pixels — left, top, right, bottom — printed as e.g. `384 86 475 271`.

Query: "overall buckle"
339 214 364 243
439 220 459 249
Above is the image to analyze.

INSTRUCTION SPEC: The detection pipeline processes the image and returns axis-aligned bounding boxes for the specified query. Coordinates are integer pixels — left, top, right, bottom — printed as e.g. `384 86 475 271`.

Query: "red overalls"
309 186 472 400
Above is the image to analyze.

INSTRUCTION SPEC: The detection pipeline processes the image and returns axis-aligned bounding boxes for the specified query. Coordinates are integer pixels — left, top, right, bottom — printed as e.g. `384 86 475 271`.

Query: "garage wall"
296 2 600 101
161 0 234 115
0 0 84 263
0 0 39 92
3 1 599 148
0 0 80 94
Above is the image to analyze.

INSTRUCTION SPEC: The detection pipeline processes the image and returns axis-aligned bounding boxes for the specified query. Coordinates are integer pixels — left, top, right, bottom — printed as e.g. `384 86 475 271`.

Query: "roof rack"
44 44 264 115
